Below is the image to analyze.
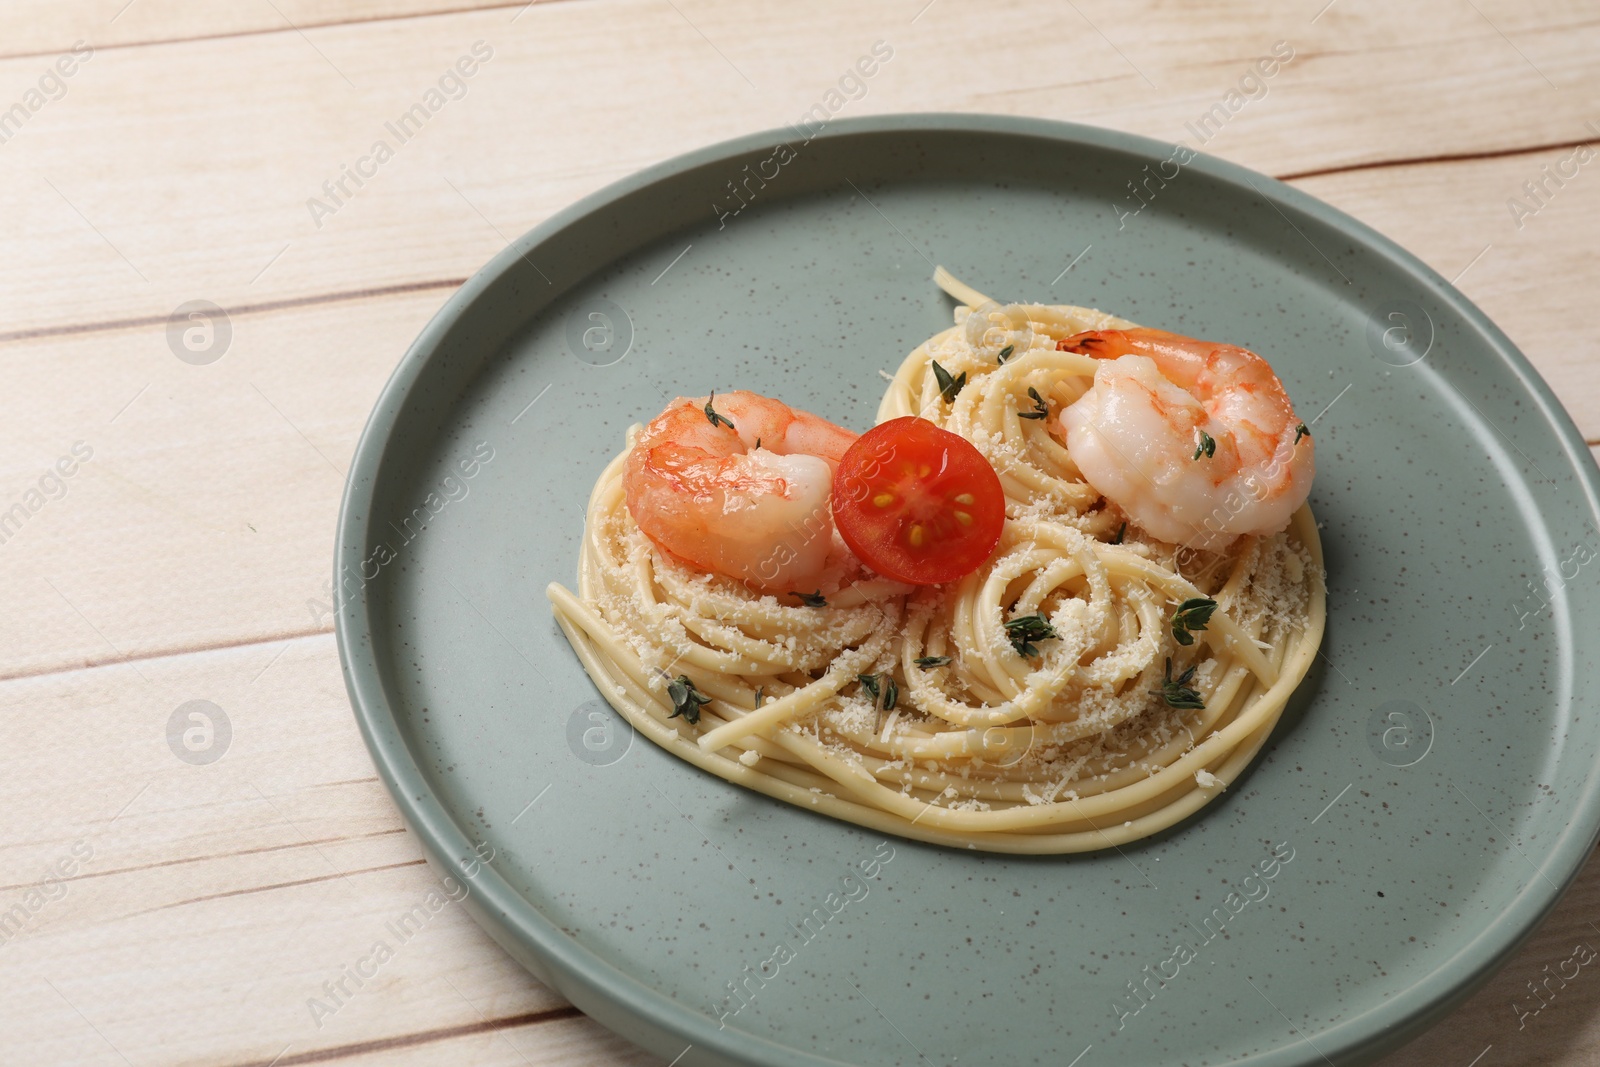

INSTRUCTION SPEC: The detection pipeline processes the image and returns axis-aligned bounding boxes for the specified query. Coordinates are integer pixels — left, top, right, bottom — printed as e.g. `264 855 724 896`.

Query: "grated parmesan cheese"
557 364 1321 853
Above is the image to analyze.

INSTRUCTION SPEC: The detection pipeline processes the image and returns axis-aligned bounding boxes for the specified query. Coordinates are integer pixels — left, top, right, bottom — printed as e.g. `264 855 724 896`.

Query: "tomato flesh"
831 417 1005 585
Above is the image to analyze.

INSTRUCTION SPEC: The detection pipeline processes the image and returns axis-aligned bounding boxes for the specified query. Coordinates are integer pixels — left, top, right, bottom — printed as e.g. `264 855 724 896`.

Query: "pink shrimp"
1055 328 1315 552
623 391 860 589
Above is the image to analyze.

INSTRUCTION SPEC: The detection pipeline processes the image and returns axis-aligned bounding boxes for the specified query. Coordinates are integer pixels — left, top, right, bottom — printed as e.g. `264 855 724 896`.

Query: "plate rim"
334 112 1600 1067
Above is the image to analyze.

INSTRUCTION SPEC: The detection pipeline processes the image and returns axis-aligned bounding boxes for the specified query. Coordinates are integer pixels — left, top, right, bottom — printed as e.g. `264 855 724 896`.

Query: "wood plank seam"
0 1 572 65
0 626 334 686
0 827 404 895
4 128 1591 352
0 277 467 346
121 858 427 920
1280 132 1600 181
0 6 1589 1062
216 1007 585 1067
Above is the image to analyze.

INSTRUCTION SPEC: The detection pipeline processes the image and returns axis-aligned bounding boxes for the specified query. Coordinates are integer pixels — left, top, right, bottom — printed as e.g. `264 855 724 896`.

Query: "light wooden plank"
1296 147 1600 441
0 0 534 60
0 634 571 1067
299 1015 661 1067
0 0 1596 337
0 288 442 680
0 148 1594 681
5 630 1600 1064
3 2 1598 1064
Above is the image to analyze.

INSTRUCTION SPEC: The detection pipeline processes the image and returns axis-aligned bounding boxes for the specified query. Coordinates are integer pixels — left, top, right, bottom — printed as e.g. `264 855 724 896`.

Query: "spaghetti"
547 271 1325 854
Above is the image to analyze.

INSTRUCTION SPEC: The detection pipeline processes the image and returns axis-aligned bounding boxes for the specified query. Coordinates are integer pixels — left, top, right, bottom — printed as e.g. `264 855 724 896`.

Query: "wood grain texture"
0 636 573 1067
6 633 1600 1066
0 289 445 680
232 1014 660 1067
0 162 1592 686
1 0 1597 1064
0 0 537 60
1 0 1597 337
1297 150 1600 444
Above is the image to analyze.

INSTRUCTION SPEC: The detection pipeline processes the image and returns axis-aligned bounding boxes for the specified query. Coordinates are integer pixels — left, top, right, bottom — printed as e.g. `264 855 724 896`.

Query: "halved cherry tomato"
831 416 1005 585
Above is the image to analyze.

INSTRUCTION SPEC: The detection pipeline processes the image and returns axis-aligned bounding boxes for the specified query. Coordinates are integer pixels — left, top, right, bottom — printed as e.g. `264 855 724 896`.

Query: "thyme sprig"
1152 658 1205 710
1170 597 1218 647
667 675 712 724
1004 612 1058 659
856 673 898 711
1018 387 1050 420
931 360 967 404
704 391 736 431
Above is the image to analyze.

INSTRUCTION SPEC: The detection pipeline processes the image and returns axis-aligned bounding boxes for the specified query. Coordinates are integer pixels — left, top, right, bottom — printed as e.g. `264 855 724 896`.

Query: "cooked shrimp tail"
1056 328 1314 551
623 390 861 589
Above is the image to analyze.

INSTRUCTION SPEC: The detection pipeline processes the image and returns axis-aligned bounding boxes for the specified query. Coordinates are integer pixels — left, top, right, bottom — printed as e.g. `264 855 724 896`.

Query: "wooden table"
3 1 1596 1063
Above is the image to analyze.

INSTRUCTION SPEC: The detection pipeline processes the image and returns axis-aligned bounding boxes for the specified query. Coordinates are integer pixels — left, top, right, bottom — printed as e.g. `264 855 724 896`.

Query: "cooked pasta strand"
547 277 1325 854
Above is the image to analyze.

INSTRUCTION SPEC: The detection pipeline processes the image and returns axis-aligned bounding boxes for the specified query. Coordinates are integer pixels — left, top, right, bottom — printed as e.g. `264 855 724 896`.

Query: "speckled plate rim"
335 113 1600 1067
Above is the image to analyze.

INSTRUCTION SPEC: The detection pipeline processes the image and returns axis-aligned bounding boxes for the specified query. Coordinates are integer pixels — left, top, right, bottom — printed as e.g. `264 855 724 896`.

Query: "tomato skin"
831 417 1006 585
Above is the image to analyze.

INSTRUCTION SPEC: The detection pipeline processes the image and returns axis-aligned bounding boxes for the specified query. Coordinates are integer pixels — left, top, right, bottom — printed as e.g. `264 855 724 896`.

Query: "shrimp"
623 390 860 590
1055 328 1315 552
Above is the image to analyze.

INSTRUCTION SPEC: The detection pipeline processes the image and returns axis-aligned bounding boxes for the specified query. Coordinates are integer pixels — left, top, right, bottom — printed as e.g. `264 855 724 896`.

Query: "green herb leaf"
1294 423 1310 444
1152 657 1205 710
1018 386 1050 420
997 344 1016 364
856 672 899 711
914 655 952 668
1004 612 1059 659
753 686 764 708
795 590 827 607
1111 521 1127 545
704 390 737 431
931 360 967 404
1170 596 1218 647
667 675 712 724
1193 429 1216 460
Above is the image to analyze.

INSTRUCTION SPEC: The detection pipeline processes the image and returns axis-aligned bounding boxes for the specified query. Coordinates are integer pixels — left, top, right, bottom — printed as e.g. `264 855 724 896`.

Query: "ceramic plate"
335 115 1600 1066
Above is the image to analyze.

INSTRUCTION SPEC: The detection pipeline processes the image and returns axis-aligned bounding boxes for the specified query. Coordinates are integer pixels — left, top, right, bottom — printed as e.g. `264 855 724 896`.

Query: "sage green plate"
335 115 1600 1066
